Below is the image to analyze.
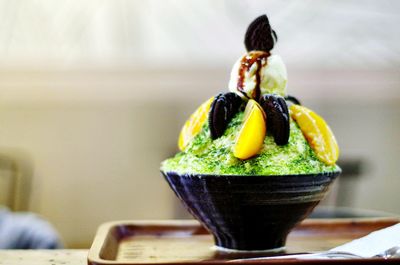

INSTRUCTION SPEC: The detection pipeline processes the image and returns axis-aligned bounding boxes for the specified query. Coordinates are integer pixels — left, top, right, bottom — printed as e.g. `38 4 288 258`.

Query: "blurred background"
0 0 399 248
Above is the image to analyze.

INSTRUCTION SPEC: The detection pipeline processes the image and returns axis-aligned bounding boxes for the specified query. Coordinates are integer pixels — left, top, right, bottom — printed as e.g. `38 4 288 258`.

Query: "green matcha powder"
161 112 339 175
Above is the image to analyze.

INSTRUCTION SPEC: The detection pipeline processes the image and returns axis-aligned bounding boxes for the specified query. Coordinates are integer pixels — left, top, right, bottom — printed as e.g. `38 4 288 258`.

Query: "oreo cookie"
245 14 277 52
259 94 290 145
209 92 243 139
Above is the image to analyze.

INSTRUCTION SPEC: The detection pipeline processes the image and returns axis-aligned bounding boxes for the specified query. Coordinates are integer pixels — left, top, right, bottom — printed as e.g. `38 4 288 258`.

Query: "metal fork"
374 246 400 259
229 246 400 262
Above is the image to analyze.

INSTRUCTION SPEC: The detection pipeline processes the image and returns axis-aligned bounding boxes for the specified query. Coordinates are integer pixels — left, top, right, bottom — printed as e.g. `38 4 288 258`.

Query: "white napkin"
330 223 400 257
231 223 400 262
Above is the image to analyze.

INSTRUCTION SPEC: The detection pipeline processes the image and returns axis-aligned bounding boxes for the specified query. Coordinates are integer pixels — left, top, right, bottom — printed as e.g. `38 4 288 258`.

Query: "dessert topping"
233 99 266 160
229 53 287 100
237 51 270 100
209 92 243 139
285 95 302 105
259 94 290 145
245 14 277 52
290 104 339 165
178 97 214 151
176 14 338 166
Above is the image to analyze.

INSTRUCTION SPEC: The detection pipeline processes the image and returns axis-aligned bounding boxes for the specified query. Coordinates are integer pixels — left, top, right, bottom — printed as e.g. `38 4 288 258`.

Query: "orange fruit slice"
178 97 214 151
290 104 339 165
233 99 266 160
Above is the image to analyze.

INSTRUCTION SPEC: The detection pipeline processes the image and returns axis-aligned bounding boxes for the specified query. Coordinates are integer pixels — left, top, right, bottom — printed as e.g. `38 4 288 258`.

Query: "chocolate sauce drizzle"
237 52 270 100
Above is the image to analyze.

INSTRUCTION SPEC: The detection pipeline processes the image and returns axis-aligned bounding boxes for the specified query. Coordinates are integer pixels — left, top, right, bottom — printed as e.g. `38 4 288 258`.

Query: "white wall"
0 99 183 247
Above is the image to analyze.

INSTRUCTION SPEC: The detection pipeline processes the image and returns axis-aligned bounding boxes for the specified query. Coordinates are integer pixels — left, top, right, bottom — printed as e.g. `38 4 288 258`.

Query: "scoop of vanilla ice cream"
259 55 287 96
229 52 287 99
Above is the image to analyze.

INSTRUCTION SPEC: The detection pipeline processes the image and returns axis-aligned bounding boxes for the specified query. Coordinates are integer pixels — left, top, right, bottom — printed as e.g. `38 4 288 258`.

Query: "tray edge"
87 218 400 265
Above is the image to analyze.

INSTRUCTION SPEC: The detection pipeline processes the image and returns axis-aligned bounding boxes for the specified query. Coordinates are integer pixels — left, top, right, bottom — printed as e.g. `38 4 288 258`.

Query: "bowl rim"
161 168 342 178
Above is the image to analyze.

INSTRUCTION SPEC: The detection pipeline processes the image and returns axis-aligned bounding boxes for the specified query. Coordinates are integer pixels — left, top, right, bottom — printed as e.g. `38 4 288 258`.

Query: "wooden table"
0 250 87 265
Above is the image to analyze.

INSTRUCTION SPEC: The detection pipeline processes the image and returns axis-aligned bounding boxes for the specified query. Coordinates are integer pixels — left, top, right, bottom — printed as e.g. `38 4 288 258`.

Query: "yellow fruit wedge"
290 104 339 165
178 97 214 151
233 99 266 160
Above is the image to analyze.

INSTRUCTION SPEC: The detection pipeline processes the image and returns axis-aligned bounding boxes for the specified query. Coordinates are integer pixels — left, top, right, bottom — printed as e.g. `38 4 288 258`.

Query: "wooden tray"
88 218 400 264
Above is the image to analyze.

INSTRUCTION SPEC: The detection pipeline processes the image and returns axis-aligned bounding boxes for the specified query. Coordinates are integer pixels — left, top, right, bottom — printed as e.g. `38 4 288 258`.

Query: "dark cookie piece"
209 95 229 139
209 92 243 139
259 94 290 145
272 29 278 43
224 92 243 112
245 14 277 52
285 95 302 105
274 96 290 145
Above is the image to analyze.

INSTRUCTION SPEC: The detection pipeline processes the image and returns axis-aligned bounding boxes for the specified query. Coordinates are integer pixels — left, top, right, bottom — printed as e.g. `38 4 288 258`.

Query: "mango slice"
178 97 214 151
233 99 266 160
290 104 339 165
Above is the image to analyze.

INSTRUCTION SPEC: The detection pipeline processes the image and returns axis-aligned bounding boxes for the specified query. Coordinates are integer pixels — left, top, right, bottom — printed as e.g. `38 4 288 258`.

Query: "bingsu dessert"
162 15 339 175
161 14 341 251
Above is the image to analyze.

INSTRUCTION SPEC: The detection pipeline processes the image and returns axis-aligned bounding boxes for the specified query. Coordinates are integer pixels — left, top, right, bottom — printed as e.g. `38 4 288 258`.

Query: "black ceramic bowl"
162 170 341 251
